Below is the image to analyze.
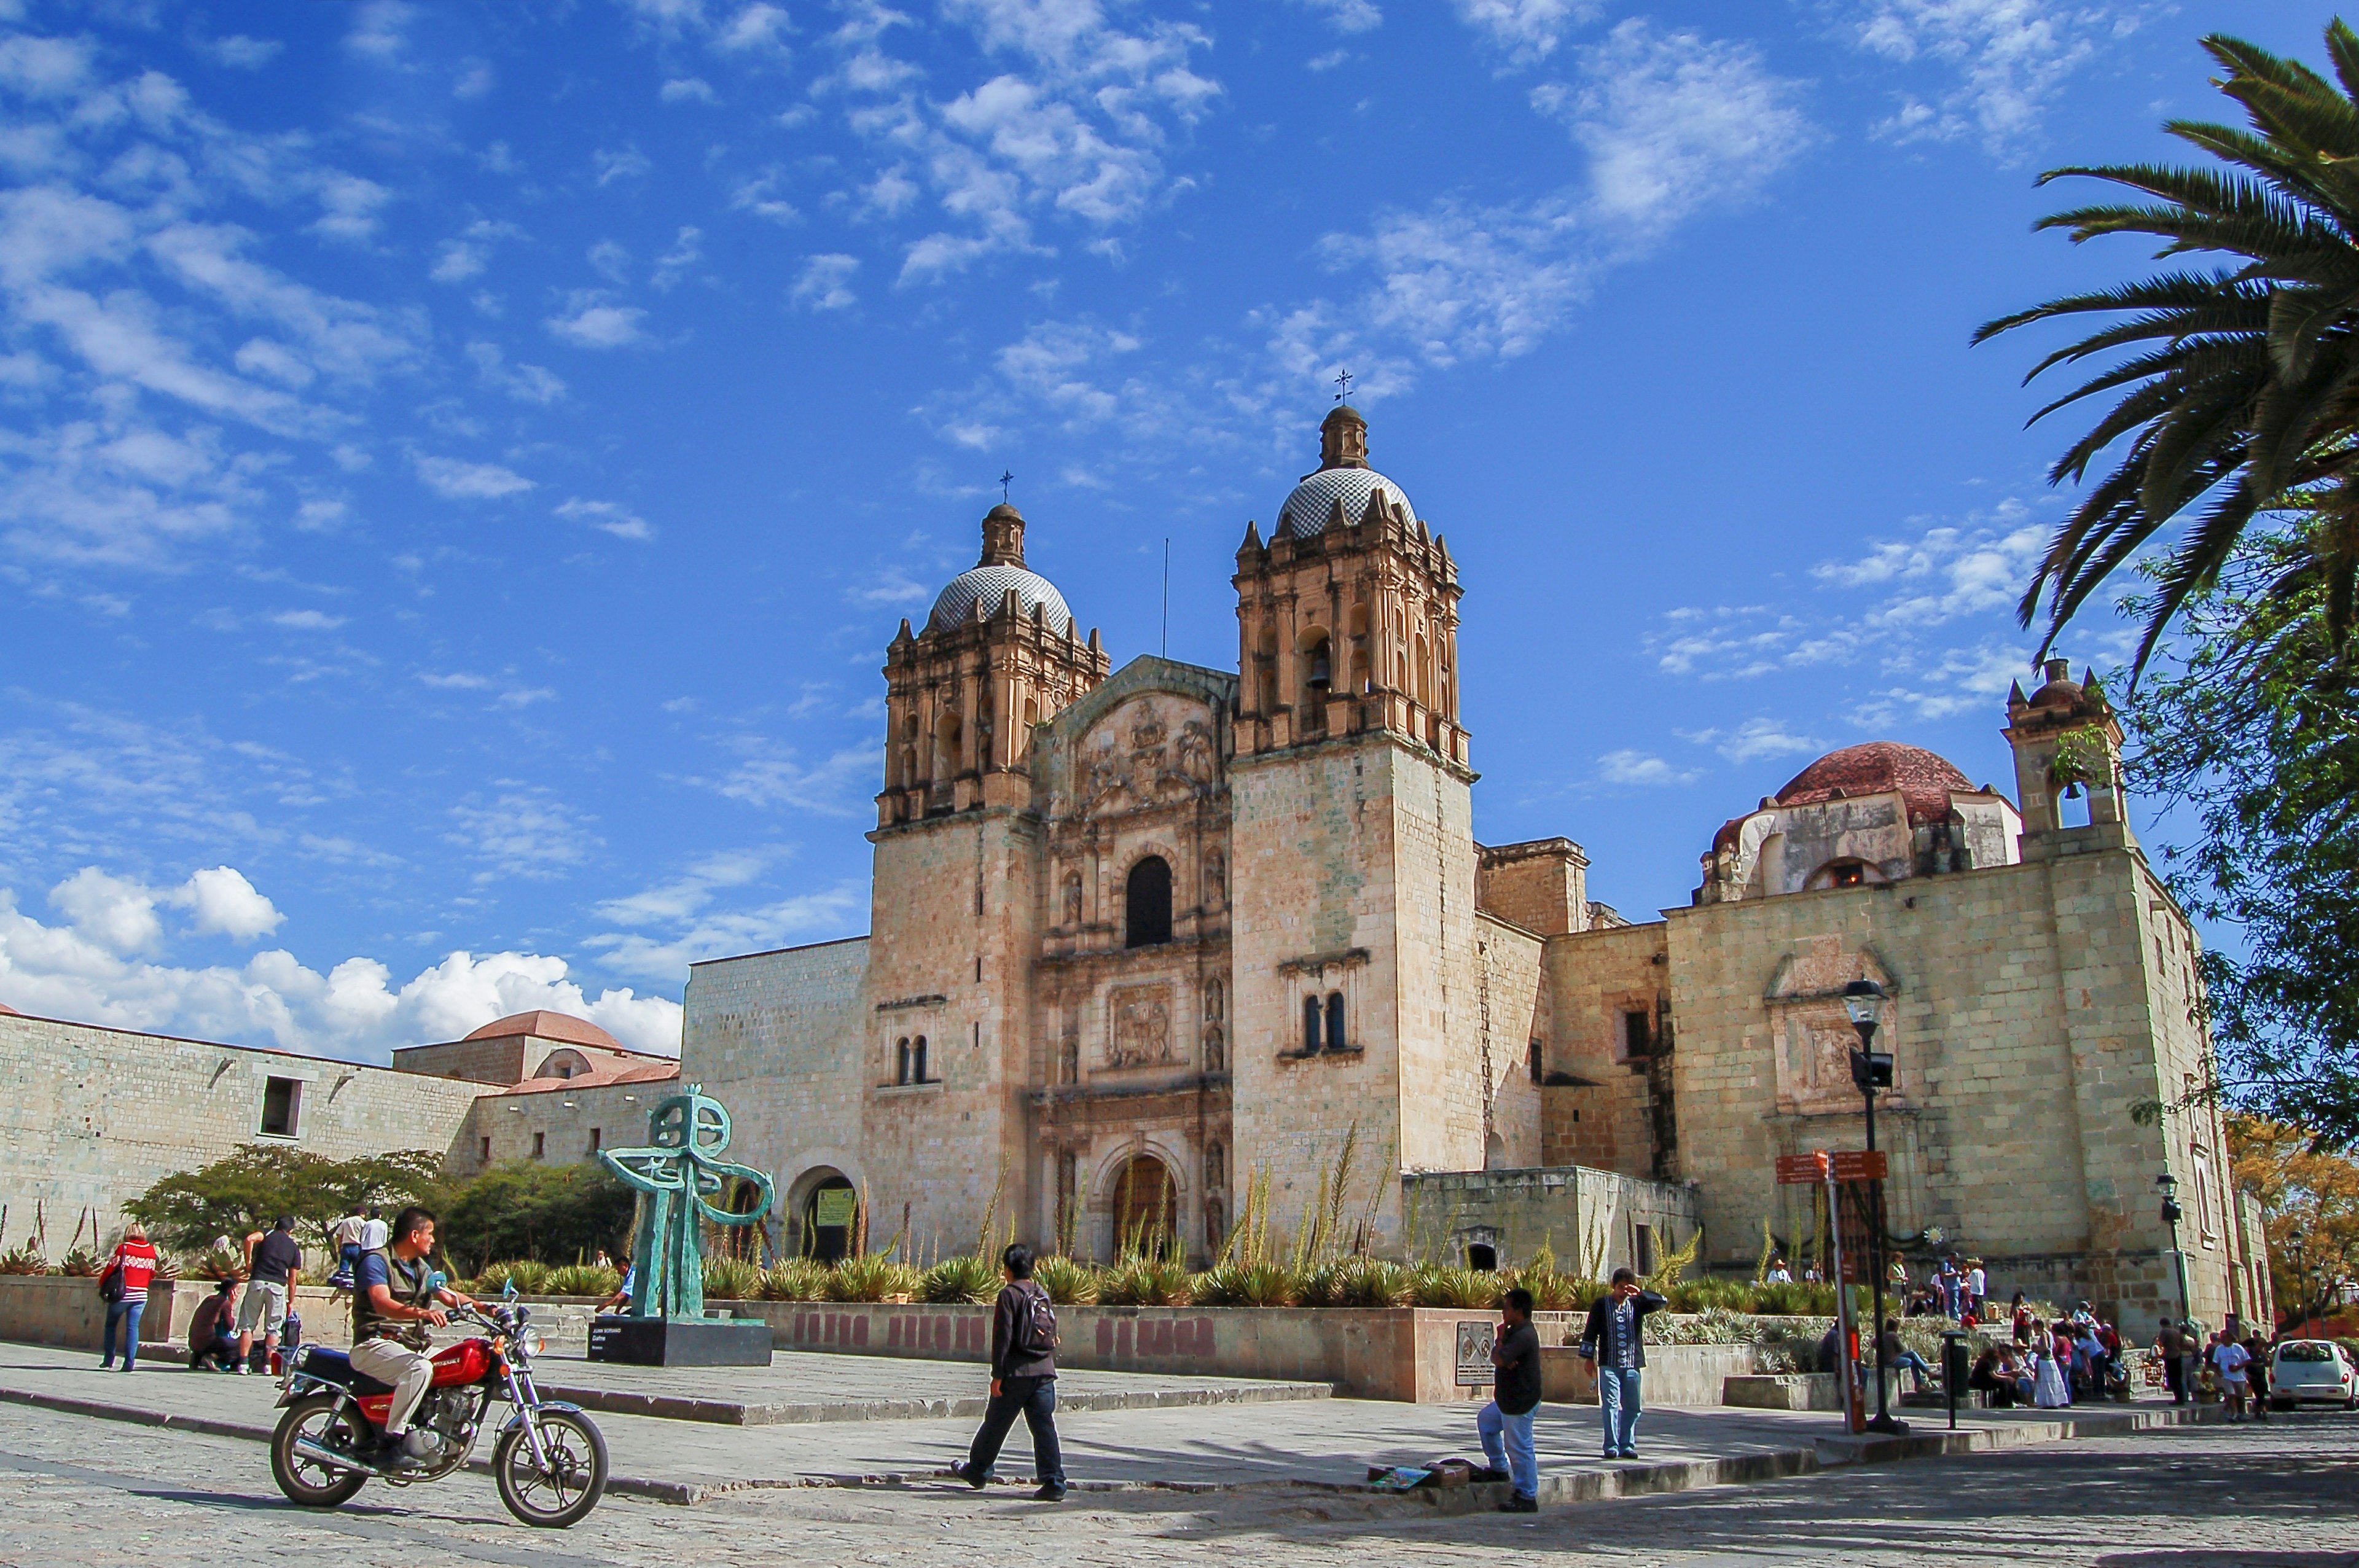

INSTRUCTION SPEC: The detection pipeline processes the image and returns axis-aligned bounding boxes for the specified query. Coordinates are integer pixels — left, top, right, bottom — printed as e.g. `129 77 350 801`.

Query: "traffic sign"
1775 1149 1888 1184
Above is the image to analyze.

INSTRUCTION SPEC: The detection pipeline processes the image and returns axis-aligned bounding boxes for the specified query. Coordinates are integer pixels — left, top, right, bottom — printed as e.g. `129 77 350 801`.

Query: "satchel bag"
98 1264 125 1304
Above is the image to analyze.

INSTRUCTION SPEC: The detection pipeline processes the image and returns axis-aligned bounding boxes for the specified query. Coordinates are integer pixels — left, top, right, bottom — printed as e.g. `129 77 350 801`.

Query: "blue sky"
0 0 2306 1061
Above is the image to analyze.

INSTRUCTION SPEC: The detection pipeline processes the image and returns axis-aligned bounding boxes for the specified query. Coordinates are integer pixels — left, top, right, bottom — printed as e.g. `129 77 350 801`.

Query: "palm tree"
1976 21 2359 682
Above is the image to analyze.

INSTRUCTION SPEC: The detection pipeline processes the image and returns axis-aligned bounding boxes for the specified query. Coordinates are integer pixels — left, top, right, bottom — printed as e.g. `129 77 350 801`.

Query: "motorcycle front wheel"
492 1409 608 1528
270 1393 370 1507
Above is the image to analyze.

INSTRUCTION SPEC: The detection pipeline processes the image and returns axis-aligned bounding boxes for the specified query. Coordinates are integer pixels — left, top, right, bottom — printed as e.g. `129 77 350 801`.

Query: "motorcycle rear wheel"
493 1409 608 1528
270 1393 369 1507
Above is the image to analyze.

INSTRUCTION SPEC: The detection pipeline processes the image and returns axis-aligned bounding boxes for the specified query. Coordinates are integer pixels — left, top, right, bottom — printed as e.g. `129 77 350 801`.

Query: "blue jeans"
1477 1400 1538 1499
101 1299 144 1369
1895 1348 1935 1391
965 1376 1065 1489
1598 1366 1643 1454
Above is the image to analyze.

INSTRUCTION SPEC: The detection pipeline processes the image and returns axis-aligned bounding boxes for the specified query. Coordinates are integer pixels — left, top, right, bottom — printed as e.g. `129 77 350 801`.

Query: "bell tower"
2003 657 2132 860
1226 405 1486 1257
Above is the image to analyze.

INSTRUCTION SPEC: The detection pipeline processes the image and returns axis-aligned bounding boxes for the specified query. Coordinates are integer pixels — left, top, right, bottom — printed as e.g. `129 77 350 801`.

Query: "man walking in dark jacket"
1579 1267 1667 1459
952 1244 1067 1501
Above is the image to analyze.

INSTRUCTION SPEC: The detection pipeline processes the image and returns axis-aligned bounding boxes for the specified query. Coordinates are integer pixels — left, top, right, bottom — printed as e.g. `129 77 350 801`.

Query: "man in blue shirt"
349 1206 475 1471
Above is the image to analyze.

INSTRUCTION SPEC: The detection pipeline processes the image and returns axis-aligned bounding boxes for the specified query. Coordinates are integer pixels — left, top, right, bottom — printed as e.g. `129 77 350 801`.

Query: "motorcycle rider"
349 1206 475 1472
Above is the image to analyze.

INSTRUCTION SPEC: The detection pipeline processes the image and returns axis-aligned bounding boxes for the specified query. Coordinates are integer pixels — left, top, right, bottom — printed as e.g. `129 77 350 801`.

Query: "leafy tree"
439 1161 636 1275
123 1145 447 1258
2231 1116 2359 1328
1976 21 2359 679
2126 536 2359 1137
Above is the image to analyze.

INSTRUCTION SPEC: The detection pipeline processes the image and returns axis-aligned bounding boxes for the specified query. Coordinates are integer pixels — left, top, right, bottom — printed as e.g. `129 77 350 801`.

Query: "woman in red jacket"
100 1222 161 1371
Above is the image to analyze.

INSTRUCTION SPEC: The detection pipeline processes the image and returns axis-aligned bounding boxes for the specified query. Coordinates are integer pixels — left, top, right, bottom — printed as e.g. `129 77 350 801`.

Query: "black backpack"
1012 1283 1058 1359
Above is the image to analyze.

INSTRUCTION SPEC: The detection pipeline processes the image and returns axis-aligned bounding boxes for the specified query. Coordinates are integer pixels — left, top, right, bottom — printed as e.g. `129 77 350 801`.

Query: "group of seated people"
1965 1307 2130 1406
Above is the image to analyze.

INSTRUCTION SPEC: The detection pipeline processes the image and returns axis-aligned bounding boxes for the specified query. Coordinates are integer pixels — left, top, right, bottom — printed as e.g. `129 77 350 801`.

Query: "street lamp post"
1842 978 1905 1436
2158 1171 2194 1394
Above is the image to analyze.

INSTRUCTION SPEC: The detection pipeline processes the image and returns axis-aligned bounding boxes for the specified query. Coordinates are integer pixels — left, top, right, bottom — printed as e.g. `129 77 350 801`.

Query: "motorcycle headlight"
517 1328 548 1359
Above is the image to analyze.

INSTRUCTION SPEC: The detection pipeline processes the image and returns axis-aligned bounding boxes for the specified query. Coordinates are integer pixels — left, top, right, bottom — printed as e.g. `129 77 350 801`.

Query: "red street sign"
1775 1150 1888 1185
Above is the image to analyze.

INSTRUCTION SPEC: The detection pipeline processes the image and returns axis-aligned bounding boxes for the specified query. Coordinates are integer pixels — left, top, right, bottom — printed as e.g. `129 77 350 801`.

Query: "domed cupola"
924 502 1076 636
1274 405 1417 540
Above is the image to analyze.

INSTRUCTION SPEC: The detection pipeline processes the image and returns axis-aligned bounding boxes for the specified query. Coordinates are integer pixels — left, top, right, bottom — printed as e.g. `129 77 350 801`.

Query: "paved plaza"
0 1380 2347 1568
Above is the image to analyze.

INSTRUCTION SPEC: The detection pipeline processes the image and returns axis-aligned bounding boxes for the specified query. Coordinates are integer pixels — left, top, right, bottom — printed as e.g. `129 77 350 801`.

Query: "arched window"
911 1035 929 1084
1302 994 1322 1054
1125 856 1172 948
1326 991 1347 1052
895 1037 911 1085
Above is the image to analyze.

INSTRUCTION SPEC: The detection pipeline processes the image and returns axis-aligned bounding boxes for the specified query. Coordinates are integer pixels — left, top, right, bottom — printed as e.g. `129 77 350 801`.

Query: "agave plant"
55 1246 104 1277
185 1246 241 1282
702 1255 764 1301
1410 1264 1504 1310
822 1253 921 1303
919 1253 1001 1305
0 1244 46 1276
1031 1254 1100 1306
1097 1254 1192 1306
476 1259 555 1296
1332 1257 1414 1308
1504 1263 1584 1313
759 1258 829 1301
1191 1259 1299 1307
546 1263 622 1298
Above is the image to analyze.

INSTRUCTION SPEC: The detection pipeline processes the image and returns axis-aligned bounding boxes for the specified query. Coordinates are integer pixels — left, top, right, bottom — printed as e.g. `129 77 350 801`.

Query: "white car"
2270 1340 2358 1411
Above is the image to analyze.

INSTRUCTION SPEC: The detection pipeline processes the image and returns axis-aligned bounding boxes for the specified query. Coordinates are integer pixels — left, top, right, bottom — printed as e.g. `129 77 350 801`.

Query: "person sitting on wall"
597 1263 636 1315
1579 1268 1668 1461
1967 1346 2016 1407
188 1280 241 1371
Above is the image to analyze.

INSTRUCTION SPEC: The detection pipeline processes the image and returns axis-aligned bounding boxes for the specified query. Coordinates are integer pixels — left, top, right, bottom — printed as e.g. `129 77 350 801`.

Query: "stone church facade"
681 404 2269 1333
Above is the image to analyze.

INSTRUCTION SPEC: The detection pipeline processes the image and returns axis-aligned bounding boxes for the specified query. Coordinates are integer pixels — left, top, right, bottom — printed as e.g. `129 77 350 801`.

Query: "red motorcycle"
269 1303 608 1527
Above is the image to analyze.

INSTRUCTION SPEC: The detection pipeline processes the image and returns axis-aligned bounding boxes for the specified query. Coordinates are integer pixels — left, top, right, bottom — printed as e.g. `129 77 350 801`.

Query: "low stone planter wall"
1723 1371 1904 1411
1541 1344 1758 1406
0 1274 186 1351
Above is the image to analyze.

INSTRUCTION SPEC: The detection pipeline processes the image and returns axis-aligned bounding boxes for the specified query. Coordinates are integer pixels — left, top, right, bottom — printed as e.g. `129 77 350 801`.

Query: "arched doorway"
792 1171 858 1263
1112 1154 1179 1258
1125 856 1172 948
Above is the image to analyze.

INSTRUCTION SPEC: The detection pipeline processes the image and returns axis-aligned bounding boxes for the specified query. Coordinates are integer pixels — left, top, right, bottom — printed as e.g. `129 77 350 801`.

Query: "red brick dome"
462 1010 622 1050
1774 742 1974 826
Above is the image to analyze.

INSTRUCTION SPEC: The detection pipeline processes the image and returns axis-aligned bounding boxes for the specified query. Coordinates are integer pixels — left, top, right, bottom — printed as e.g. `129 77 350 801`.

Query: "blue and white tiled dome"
1275 465 1414 540
926 563 1074 636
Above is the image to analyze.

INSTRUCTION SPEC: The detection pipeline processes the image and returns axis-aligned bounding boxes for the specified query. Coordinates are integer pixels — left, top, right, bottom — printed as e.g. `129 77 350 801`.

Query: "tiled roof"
496 1060 681 1098
463 1010 625 1050
1774 741 1974 824
1275 466 1413 540
926 563 1074 636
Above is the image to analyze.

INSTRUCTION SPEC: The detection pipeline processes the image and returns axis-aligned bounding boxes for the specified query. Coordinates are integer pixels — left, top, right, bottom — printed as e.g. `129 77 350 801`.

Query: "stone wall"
1538 922 1670 1176
1400 1164 1700 1278
0 1012 488 1246
1660 844 2249 1333
683 936 872 1257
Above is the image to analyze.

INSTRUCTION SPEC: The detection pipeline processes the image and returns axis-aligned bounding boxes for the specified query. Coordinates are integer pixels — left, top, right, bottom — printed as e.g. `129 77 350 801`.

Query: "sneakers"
1499 1495 1538 1513
235 1365 250 1375
1033 1485 1068 1502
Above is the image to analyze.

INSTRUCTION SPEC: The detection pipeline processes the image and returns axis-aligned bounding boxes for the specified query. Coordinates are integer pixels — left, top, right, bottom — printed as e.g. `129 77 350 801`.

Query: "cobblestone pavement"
0 1398 2351 1568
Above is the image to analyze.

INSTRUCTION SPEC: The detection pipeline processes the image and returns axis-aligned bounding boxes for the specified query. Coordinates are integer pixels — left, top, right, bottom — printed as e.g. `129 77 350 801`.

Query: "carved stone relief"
1106 983 1176 1069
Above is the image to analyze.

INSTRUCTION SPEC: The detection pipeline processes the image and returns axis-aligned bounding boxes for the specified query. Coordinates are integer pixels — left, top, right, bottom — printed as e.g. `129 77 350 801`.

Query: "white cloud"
1851 0 2116 150
791 252 860 311
587 239 632 283
695 739 874 816
593 147 652 185
0 880 683 1059
843 564 931 607
1811 504 2048 628
661 76 719 104
1684 717 1823 765
731 167 802 225
1452 0 1597 66
269 608 346 631
465 341 566 404
412 453 534 499
454 60 496 98
555 497 654 540
546 293 652 348
344 2 415 63
719 3 794 53
448 787 599 880
198 36 284 69
1298 21 1809 381
1299 0 1383 35
1596 749 1700 787
651 227 703 291
168 865 283 940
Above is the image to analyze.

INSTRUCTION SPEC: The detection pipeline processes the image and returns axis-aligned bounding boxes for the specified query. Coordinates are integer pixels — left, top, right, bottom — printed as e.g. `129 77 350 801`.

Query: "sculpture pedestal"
587 1314 772 1367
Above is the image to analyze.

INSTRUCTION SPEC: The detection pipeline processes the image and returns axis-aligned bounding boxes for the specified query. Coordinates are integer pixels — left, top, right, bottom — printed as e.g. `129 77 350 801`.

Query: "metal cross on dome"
999 469 1014 503
1334 368 1353 402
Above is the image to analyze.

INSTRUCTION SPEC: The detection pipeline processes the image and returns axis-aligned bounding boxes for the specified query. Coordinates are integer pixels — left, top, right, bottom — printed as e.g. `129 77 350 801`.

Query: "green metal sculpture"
598 1083 774 1320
